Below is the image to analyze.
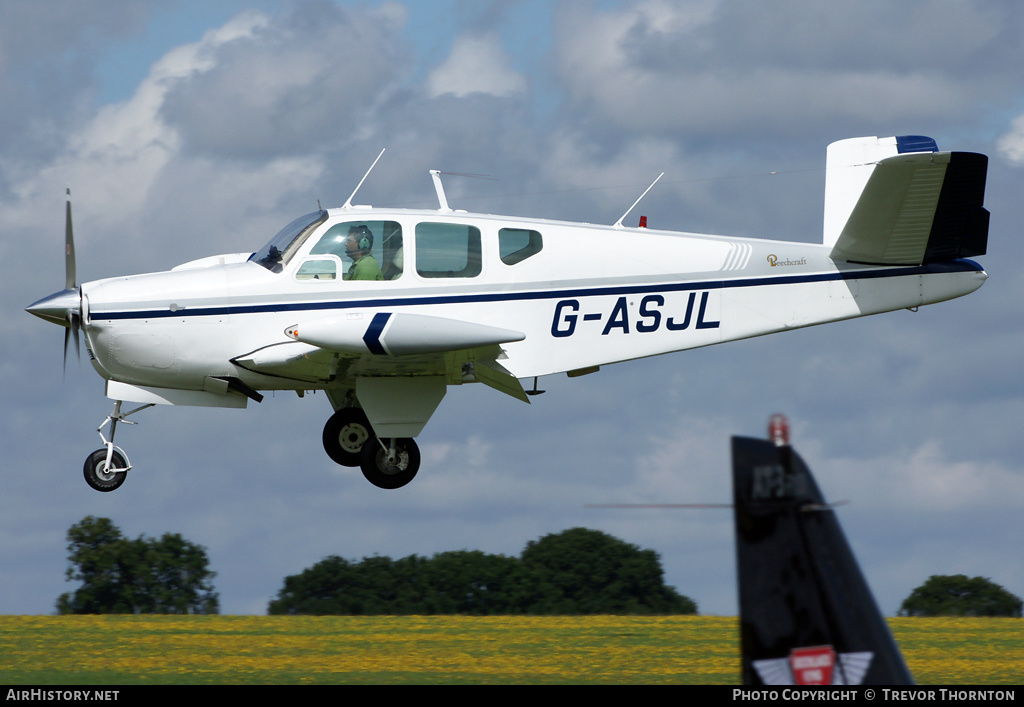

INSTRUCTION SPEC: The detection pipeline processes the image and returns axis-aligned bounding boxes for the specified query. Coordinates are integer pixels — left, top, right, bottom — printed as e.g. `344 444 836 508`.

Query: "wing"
233 311 530 403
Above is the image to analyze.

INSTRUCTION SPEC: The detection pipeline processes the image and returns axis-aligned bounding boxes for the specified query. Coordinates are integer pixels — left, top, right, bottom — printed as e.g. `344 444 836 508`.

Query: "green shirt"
346 255 383 281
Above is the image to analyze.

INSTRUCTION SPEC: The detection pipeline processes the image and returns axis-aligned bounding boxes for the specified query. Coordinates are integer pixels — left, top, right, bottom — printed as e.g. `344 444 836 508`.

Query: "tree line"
57 519 694 615
268 527 696 615
56 517 1021 617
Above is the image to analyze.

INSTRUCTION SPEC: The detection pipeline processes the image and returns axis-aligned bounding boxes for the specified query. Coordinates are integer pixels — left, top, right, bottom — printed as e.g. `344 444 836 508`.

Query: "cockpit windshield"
250 211 328 272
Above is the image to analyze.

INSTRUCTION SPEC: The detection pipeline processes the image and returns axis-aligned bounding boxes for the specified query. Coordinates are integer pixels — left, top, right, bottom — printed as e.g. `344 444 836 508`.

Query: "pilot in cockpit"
343 225 384 281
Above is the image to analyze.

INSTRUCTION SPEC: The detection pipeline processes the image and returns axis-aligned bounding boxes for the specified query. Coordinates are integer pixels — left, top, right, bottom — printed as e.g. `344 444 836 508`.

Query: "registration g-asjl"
551 292 721 338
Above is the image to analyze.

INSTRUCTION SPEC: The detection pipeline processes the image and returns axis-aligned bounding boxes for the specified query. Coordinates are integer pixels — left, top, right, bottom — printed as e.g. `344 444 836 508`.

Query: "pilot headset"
349 225 372 252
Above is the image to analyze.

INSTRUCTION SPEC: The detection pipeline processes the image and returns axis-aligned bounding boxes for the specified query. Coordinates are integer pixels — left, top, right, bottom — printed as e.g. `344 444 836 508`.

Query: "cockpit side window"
415 222 482 278
499 228 543 265
251 211 328 273
297 220 404 281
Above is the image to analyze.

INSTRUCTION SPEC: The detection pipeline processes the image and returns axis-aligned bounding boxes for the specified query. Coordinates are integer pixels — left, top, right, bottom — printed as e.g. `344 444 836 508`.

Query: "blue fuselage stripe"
363 313 390 355
89 260 983 322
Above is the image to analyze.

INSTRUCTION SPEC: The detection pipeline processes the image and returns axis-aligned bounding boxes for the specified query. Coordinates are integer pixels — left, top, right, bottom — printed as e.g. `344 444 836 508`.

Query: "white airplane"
27 135 989 492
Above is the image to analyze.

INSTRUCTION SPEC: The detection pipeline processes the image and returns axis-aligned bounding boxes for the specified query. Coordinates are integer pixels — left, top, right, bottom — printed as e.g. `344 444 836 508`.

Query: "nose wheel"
81 400 152 492
83 448 128 492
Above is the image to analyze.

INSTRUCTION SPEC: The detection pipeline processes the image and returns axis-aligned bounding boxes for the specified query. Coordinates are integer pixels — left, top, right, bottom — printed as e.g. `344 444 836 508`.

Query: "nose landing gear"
82 400 153 492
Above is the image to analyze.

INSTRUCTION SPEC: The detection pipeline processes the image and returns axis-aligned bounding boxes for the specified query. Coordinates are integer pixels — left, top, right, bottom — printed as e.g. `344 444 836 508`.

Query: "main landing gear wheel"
323 408 373 467
83 449 128 492
360 438 420 489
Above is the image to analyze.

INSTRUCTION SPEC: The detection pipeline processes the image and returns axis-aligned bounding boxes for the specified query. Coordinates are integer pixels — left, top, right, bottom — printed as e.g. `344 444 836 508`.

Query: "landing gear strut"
82 400 152 492
360 437 420 489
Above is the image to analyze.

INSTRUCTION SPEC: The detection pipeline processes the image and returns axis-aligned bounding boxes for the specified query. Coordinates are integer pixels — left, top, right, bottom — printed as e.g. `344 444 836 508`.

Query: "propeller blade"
26 189 85 376
63 325 71 375
63 311 81 375
65 188 76 291
72 312 81 364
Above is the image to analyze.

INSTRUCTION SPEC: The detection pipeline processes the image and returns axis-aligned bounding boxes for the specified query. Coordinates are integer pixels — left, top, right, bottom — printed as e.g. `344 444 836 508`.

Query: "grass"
0 615 1019 685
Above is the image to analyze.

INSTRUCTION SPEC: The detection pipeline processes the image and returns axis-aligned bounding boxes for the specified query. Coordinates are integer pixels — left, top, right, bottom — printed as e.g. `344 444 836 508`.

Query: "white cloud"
426 33 526 98
824 439 1024 513
997 113 1024 165
553 0 1008 137
2 11 270 241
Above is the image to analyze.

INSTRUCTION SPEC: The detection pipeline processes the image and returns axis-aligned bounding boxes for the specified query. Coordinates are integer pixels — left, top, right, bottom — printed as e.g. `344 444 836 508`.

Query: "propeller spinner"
25 189 84 371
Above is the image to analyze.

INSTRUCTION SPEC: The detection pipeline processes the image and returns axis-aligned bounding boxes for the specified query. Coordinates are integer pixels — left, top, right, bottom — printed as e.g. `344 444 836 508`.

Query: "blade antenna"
342 148 385 210
428 171 495 212
613 173 663 229
430 170 451 212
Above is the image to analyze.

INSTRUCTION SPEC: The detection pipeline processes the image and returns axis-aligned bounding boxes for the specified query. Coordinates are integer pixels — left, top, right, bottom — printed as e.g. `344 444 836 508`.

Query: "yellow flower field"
0 615 1018 685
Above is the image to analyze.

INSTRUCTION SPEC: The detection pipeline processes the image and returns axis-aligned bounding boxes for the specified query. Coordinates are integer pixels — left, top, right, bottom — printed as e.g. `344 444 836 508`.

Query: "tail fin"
732 425 914 686
823 136 989 265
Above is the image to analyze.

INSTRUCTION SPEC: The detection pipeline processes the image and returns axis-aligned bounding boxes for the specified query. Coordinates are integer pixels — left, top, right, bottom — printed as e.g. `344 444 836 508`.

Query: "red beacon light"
768 413 790 447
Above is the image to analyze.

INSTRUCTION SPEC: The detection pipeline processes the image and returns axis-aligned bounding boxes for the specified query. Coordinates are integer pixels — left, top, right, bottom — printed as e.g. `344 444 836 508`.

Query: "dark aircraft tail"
732 417 914 685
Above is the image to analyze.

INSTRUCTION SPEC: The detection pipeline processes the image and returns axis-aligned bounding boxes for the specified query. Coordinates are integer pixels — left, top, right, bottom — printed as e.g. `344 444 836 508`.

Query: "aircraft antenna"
428 171 496 212
429 170 451 212
613 172 663 229
342 148 385 210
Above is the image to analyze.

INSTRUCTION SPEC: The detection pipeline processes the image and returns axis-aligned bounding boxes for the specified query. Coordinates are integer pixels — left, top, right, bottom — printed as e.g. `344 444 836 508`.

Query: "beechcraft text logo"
767 255 807 267
752 646 873 685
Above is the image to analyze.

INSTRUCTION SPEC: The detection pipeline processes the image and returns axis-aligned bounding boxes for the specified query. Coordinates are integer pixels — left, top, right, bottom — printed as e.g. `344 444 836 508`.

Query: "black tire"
322 408 373 467
359 438 420 489
83 449 128 492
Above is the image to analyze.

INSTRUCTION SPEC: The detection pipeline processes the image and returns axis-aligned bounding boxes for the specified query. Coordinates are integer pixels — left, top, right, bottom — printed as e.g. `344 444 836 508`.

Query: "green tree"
520 527 697 615
56 516 218 615
416 550 527 614
898 574 1022 618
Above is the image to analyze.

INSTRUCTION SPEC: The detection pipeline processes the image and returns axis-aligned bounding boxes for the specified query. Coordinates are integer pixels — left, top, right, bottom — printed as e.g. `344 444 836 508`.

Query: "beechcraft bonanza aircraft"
28 135 989 492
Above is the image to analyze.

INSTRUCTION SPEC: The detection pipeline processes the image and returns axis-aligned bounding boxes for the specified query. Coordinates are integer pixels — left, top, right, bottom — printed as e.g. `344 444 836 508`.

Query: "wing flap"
468 358 530 403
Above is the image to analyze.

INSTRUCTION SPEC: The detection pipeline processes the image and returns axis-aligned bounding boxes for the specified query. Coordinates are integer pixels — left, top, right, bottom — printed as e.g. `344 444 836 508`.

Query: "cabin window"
415 222 482 278
295 258 338 280
301 220 404 281
251 211 328 272
499 228 543 265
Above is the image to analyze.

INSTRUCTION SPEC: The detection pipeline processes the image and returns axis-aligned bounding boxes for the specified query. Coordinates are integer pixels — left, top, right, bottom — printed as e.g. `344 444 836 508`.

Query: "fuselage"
78 206 987 394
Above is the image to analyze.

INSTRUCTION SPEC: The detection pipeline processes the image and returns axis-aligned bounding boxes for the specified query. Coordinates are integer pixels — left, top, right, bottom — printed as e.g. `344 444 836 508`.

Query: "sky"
3 0 1024 619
